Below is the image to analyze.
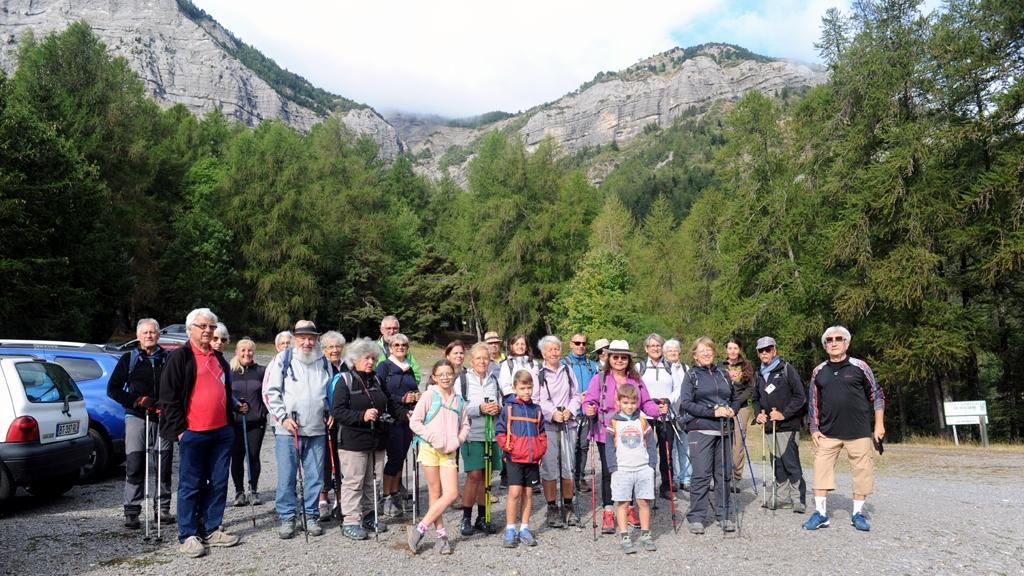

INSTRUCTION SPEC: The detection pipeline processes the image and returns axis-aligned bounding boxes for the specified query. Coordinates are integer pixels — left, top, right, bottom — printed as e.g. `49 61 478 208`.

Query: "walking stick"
155 425 162 542
484 411 493 526
719 416 732 537
734 415 758 495
589 416 598 541
371 420 379 542
325 422 342 521
771 420 777 516
413 442 420 525
241 415 256 528
291 412 309 544
661 414 678 533
761 416 767 510
143 411 151 542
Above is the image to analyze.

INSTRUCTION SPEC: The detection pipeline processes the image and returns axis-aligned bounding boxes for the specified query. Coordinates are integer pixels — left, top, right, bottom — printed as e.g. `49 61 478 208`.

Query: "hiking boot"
158 509 176 524
437 536 454 555
621 533 637 554
778 498 794 509
362 516 388 533
639 532 657 551
518 527 537 546
318 500 332 518
279 519 296 539
601 510 616 534
489 492 499 503
250 491 262 505
342 523 368 540
502 527 518 548
382 495 401 518
563 505 578 526
204 529 240 547
688 522 705 535
178 535 206 558
721 519 737 532
577 478 592 493
234 492 247 507
793 501 807 514
851 512 871 532
407 525 424 553
474 516 497 534
307 517 324 537
627 505 640 528
547 505 566 528
124 513 140 529
730 484 743 493
803 511 830 530
460 516 475 536
660 488 676 501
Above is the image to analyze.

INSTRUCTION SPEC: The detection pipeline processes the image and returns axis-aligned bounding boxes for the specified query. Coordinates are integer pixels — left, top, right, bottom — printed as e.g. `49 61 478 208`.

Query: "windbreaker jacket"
107 345 167 419
331 370 395 452
495 396 546 464
751 359 806 433
677 363 738 433
535 363 582 425
231 362 267 424
583 372 660 443
263 352 331 437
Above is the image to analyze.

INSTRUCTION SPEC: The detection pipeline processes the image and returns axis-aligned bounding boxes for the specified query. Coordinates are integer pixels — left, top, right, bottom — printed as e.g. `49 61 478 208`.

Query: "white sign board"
944 401 987 417
945 415 989 425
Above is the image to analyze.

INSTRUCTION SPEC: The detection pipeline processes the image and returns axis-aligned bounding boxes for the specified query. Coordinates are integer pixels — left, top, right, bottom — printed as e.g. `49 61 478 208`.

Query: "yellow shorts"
417 442 458 469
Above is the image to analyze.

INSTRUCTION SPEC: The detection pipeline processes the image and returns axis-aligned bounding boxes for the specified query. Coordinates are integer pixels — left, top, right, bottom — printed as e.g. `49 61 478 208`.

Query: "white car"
0 357 92 510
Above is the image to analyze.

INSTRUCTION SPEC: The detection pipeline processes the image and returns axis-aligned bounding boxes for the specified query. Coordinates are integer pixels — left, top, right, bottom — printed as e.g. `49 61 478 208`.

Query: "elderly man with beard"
263 320 333 539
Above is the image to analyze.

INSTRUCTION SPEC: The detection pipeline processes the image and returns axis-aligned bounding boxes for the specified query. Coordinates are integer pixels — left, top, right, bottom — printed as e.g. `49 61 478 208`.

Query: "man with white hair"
804 326 885 532
106 318 173 529
159 308 246 558
263 320 333 539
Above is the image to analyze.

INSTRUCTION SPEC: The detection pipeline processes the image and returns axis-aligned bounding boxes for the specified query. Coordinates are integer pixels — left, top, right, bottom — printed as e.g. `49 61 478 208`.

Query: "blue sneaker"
851 512 870 531
518 527 537 546
803 511 830 530
502 527 518 548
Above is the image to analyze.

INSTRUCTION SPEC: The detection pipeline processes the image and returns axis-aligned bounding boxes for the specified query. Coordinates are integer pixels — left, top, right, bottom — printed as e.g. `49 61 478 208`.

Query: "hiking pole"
325 422 342 521
241 415 256 528
155 424 162 542
660 407 678 533
291 412 309 544
484 409 493 527
589 416 598 541
143 411 151 542
760 415 767 511
371 419 380 542
555 407 565 526
771 420 777 517
734 415 758 495
413 442 420 525
719 416 731 537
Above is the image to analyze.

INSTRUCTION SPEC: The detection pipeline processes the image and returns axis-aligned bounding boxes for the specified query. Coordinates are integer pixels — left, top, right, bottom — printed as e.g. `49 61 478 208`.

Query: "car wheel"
27 472 78 499
80 427 110 483
0 462 13 512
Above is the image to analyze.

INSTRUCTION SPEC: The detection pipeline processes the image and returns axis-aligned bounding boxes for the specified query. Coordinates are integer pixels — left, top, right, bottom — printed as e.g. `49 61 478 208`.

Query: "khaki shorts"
418 442 458 469
812 436 875 496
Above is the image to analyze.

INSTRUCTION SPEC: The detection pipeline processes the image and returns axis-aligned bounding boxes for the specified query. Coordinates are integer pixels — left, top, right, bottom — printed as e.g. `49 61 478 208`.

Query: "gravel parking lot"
2 442 1022 576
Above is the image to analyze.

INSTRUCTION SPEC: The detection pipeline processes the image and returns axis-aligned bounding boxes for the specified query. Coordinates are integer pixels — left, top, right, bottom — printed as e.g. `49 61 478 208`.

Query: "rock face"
0 0 402 159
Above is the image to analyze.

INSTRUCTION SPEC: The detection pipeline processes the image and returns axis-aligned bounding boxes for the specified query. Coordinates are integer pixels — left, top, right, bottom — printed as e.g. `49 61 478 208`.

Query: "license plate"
56 422 80 437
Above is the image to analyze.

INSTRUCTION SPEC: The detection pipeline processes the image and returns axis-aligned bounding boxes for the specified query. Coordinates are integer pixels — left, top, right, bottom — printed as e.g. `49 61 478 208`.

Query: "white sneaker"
178 535 206 558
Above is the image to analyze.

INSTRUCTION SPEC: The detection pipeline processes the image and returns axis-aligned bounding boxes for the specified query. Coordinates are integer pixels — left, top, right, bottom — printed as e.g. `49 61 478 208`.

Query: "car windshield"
16 362 83 403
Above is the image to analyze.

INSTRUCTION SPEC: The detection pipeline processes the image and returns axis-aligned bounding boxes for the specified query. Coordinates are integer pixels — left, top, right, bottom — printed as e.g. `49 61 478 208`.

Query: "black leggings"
598 442 613 507
230 421 265 492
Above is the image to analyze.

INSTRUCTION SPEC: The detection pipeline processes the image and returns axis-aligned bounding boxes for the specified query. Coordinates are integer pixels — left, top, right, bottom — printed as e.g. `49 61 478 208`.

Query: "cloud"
194 0 722 117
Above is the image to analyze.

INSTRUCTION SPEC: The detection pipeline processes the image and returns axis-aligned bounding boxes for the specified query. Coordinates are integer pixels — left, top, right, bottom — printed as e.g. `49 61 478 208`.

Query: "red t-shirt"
187 344 228 431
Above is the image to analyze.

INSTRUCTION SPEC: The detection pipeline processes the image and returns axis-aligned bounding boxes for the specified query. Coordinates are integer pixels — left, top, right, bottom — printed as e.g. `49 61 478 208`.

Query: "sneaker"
158 509 176 524
601 510 616 534
547 505 566 528
489 492 499 503
639 532 657 551
407 525 423 553
688 522 705 535
250 491 262 506
234 492 247 507
362 516 388 533
803 511 831 530
124 513 140 529
793 501 807 514
279 519 296 539
851 512 870 532
627 506 640 528
460 516 475 536
204 529 240 547
621 533 637 554
502 527 518 548
563 505 578 526
342 523 368 541
437 536 454 555
382 495 401 518
318 500 331 518
178 535 206 558
474 516 497 535
721 519 737 532
307 517 324 537
518 527 537 546
578 479 592 493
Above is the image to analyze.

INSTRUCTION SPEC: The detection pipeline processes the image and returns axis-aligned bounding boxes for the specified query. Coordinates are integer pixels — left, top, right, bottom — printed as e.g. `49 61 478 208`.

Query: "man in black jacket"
752 336 807 513
106 318 173 528
159 308 247 558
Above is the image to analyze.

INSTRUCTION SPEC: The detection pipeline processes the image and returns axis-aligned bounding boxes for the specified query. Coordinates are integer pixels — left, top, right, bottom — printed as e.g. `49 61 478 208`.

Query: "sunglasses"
825 336 846 343
391 343 408 348
571 341 587 346
757 347 775 353
609 354 630 361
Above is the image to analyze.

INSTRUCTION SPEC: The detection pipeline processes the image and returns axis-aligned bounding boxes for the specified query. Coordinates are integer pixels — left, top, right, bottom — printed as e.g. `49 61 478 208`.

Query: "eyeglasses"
391 343 408 348
192 323 216 331
571 341 587 346
825 336 846 344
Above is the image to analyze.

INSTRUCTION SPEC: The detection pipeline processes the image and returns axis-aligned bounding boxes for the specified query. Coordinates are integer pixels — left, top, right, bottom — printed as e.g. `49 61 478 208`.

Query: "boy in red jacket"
495 369 547 548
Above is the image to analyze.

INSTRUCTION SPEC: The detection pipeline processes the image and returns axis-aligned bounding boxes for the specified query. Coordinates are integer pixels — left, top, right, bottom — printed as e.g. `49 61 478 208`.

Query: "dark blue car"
0 340 125 482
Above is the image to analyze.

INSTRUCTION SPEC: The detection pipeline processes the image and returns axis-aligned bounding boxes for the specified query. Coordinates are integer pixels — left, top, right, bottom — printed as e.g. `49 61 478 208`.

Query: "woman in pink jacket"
406 360 470 555
583 340 665 533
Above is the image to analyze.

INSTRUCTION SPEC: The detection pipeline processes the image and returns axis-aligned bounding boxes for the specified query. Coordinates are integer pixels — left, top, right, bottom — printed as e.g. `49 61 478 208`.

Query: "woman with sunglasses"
211 323 230 352
582 340 664 533
376 333 420 519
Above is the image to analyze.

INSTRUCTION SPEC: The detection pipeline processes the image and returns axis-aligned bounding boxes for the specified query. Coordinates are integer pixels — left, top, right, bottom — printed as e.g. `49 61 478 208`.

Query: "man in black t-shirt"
804 326 885 532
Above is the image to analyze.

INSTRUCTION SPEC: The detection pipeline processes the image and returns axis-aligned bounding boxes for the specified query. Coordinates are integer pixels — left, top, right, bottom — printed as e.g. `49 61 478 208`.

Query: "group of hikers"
108 309 886 558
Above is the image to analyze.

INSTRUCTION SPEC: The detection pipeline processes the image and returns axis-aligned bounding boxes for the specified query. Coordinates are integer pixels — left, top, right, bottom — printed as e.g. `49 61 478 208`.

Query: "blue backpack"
414 389 465 447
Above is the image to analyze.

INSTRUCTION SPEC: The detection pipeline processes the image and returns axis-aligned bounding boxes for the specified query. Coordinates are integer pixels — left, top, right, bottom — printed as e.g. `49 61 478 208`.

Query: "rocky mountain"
0 0 402 159
392 44 827 184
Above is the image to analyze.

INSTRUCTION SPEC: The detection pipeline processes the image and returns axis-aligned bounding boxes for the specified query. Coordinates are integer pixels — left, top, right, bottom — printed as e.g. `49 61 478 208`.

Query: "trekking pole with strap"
412 442 420 525
660 403 678 533
719 415 731 537
290 411 309 544
589 415 598 541
371 418 380 541
734 415 758 495
771 419 778 516
555 407 565 525
325 420 342 521
761 417 767 510
484 411 493 527
241 414 256 528
142 410 152 542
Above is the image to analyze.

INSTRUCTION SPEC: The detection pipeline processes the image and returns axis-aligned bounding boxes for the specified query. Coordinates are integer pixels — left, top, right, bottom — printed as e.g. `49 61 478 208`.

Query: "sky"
191 0 928 118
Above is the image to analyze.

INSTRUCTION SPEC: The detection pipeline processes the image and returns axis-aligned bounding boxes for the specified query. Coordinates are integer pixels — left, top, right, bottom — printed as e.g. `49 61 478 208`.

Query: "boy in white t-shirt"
605 383 658 554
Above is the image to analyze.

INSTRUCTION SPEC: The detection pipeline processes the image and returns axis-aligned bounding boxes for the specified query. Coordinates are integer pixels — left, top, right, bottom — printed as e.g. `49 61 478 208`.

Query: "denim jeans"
177 425 233 542
673 435 692 486
274 433 325 521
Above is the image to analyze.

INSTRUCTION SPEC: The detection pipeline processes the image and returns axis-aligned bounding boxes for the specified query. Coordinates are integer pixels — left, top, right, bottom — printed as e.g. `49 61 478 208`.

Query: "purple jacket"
582 372 660 443
536 363 582 424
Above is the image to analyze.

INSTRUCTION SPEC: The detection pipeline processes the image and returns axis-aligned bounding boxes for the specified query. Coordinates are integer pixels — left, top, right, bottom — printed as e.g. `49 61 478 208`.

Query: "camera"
484 397 494 403
378 412 396 425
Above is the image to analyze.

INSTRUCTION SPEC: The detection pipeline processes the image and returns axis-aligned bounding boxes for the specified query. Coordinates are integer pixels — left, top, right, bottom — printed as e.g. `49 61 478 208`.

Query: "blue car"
0 340 126 482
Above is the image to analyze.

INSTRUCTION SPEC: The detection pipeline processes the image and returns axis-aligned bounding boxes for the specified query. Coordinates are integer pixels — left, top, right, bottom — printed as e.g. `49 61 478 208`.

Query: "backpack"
280 347 330 384
414 388 465 446
122 347 162 393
